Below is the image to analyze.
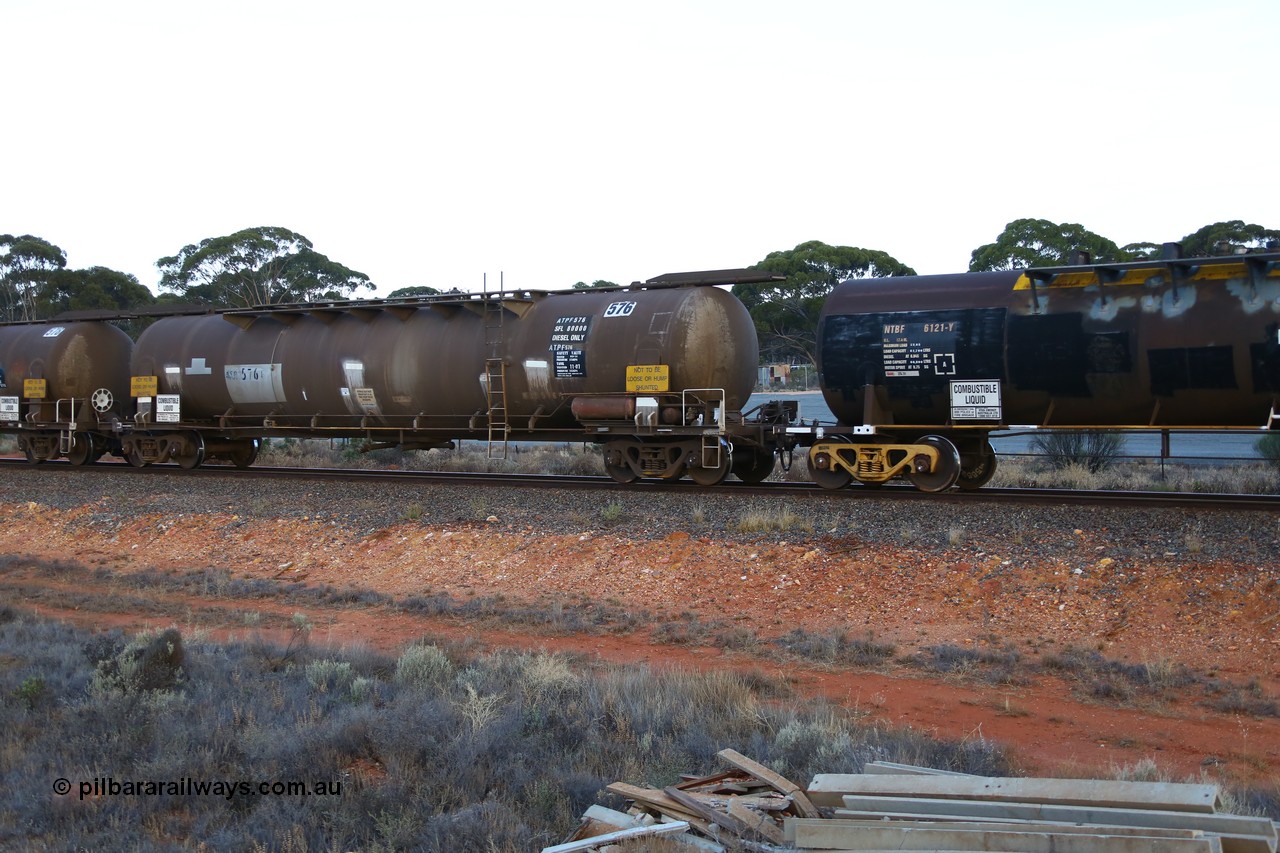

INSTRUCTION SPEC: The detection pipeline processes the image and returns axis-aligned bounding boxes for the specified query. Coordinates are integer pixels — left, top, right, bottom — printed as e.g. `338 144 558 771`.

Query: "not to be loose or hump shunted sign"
950 379 1002 420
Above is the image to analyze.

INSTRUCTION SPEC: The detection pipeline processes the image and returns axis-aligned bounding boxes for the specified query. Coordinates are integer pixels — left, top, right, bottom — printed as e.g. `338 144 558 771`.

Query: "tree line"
0 227 374 326
3 220 1276 361
736 218 1278 367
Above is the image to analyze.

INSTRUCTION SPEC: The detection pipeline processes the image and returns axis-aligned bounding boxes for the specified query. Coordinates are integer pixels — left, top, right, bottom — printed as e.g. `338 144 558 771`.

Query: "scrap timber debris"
547 750 1280 853
544 748 815 852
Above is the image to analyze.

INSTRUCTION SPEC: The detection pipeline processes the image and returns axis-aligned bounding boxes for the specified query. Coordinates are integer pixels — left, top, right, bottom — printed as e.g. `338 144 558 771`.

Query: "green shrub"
1256 432 1280 466
12 676 46 709
1031 430 1124 473
394 644 454 692
88 627 185 697
304 659 355 693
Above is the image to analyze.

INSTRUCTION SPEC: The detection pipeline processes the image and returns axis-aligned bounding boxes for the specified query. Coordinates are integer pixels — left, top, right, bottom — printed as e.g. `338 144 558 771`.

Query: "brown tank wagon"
0 321 134 464
810 249 1280 491
116 270 799 482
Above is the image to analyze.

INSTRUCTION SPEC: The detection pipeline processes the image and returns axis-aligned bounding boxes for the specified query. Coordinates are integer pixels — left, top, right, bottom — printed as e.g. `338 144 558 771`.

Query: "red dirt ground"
1 499 1277 787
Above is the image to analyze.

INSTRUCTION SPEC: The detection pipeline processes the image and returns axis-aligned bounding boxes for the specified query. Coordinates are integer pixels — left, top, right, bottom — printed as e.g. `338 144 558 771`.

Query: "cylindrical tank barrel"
570 397 636 421
0 321 133 415
818 264 1280 428
131 284 758 429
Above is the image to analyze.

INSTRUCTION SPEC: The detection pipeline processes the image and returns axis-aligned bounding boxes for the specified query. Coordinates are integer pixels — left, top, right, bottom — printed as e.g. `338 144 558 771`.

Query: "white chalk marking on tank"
1226 279 1280 315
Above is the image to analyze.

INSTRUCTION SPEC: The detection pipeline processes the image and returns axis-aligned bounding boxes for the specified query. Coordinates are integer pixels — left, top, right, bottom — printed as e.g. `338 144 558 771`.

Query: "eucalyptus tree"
157 226 372 308
968 219 1127 272
1178 220 1280 257
0 234 67 321
735 240 915 367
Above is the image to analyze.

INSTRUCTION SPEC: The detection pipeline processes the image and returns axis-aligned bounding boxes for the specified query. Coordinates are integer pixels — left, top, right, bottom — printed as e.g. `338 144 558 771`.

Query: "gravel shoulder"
2 466 1278 784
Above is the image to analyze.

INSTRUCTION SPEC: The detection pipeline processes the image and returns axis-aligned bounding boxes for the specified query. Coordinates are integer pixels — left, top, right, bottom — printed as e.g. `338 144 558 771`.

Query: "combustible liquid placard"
950 379 1002 420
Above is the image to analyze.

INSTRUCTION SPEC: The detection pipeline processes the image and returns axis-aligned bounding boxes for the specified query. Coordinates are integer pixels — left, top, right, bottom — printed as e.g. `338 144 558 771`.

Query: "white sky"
4 0 1277 297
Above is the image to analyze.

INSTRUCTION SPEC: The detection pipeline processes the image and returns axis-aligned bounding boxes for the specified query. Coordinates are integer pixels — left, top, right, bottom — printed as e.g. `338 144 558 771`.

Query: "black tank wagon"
810 249 1280 491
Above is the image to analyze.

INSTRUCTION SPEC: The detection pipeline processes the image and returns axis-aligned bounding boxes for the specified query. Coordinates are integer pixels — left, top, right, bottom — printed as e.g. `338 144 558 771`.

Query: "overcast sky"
5 0 1276 298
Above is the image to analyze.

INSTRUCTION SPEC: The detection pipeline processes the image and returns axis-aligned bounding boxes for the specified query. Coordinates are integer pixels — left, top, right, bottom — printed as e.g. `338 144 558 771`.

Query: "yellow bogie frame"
809 434 962 493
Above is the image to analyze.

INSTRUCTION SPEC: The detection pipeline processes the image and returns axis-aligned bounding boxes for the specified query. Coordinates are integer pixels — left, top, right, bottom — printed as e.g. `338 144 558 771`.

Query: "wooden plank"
650 820 726 853
863 760 977 776
788 788 822 818
806 775 1222 812
786 818 1223 852
539 820 690 853
581 804 641 829
604 782 714 835
606 783 700 818
675 770 750 790
563 820 615 843
664 785 756 839
716 748 802 793
832 814 1272 853
684 790 792 812
836 795 1276 853
727 797 786 845
827 817 1203 840
716 748 821 817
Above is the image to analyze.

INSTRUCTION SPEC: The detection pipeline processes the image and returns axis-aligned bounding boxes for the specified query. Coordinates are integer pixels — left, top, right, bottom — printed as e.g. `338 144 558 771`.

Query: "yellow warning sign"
131 375 158 397
23 378 46 399
626 364 669 393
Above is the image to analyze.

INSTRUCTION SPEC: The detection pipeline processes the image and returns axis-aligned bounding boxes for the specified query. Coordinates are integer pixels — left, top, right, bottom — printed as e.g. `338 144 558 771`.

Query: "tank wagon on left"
0 320 136 464
0 270 809 483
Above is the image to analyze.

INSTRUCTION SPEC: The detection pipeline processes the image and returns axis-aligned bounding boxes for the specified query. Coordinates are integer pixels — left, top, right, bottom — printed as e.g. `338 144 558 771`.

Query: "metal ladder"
700 431 722 469
483 282 509 460
682 388 727 469
54 398 80 454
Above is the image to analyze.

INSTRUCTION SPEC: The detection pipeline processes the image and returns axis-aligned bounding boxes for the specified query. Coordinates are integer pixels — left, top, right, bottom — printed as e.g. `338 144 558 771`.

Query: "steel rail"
5 458 1278 512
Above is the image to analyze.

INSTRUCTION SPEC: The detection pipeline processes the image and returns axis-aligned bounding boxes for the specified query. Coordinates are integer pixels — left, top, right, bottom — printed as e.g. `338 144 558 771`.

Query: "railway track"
5 457 1278 512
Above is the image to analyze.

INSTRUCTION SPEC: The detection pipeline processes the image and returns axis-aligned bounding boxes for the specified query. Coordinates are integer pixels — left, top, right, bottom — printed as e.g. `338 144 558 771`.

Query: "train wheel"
809 447 851 490
602 445 639 483
957 441 998 490
22 443 44 466
227 440 259 469
65 433 97 466
731 448 775 484
173 434 206 470
124 445 148 468
688 439 732 486
908 435 961 493
604 460 638 483
810 466 852 490
689 456 730 486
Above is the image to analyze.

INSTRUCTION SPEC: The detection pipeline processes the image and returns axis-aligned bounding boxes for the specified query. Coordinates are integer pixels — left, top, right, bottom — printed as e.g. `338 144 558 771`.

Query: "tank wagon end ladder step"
700 432 722 468
485 357 510 459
